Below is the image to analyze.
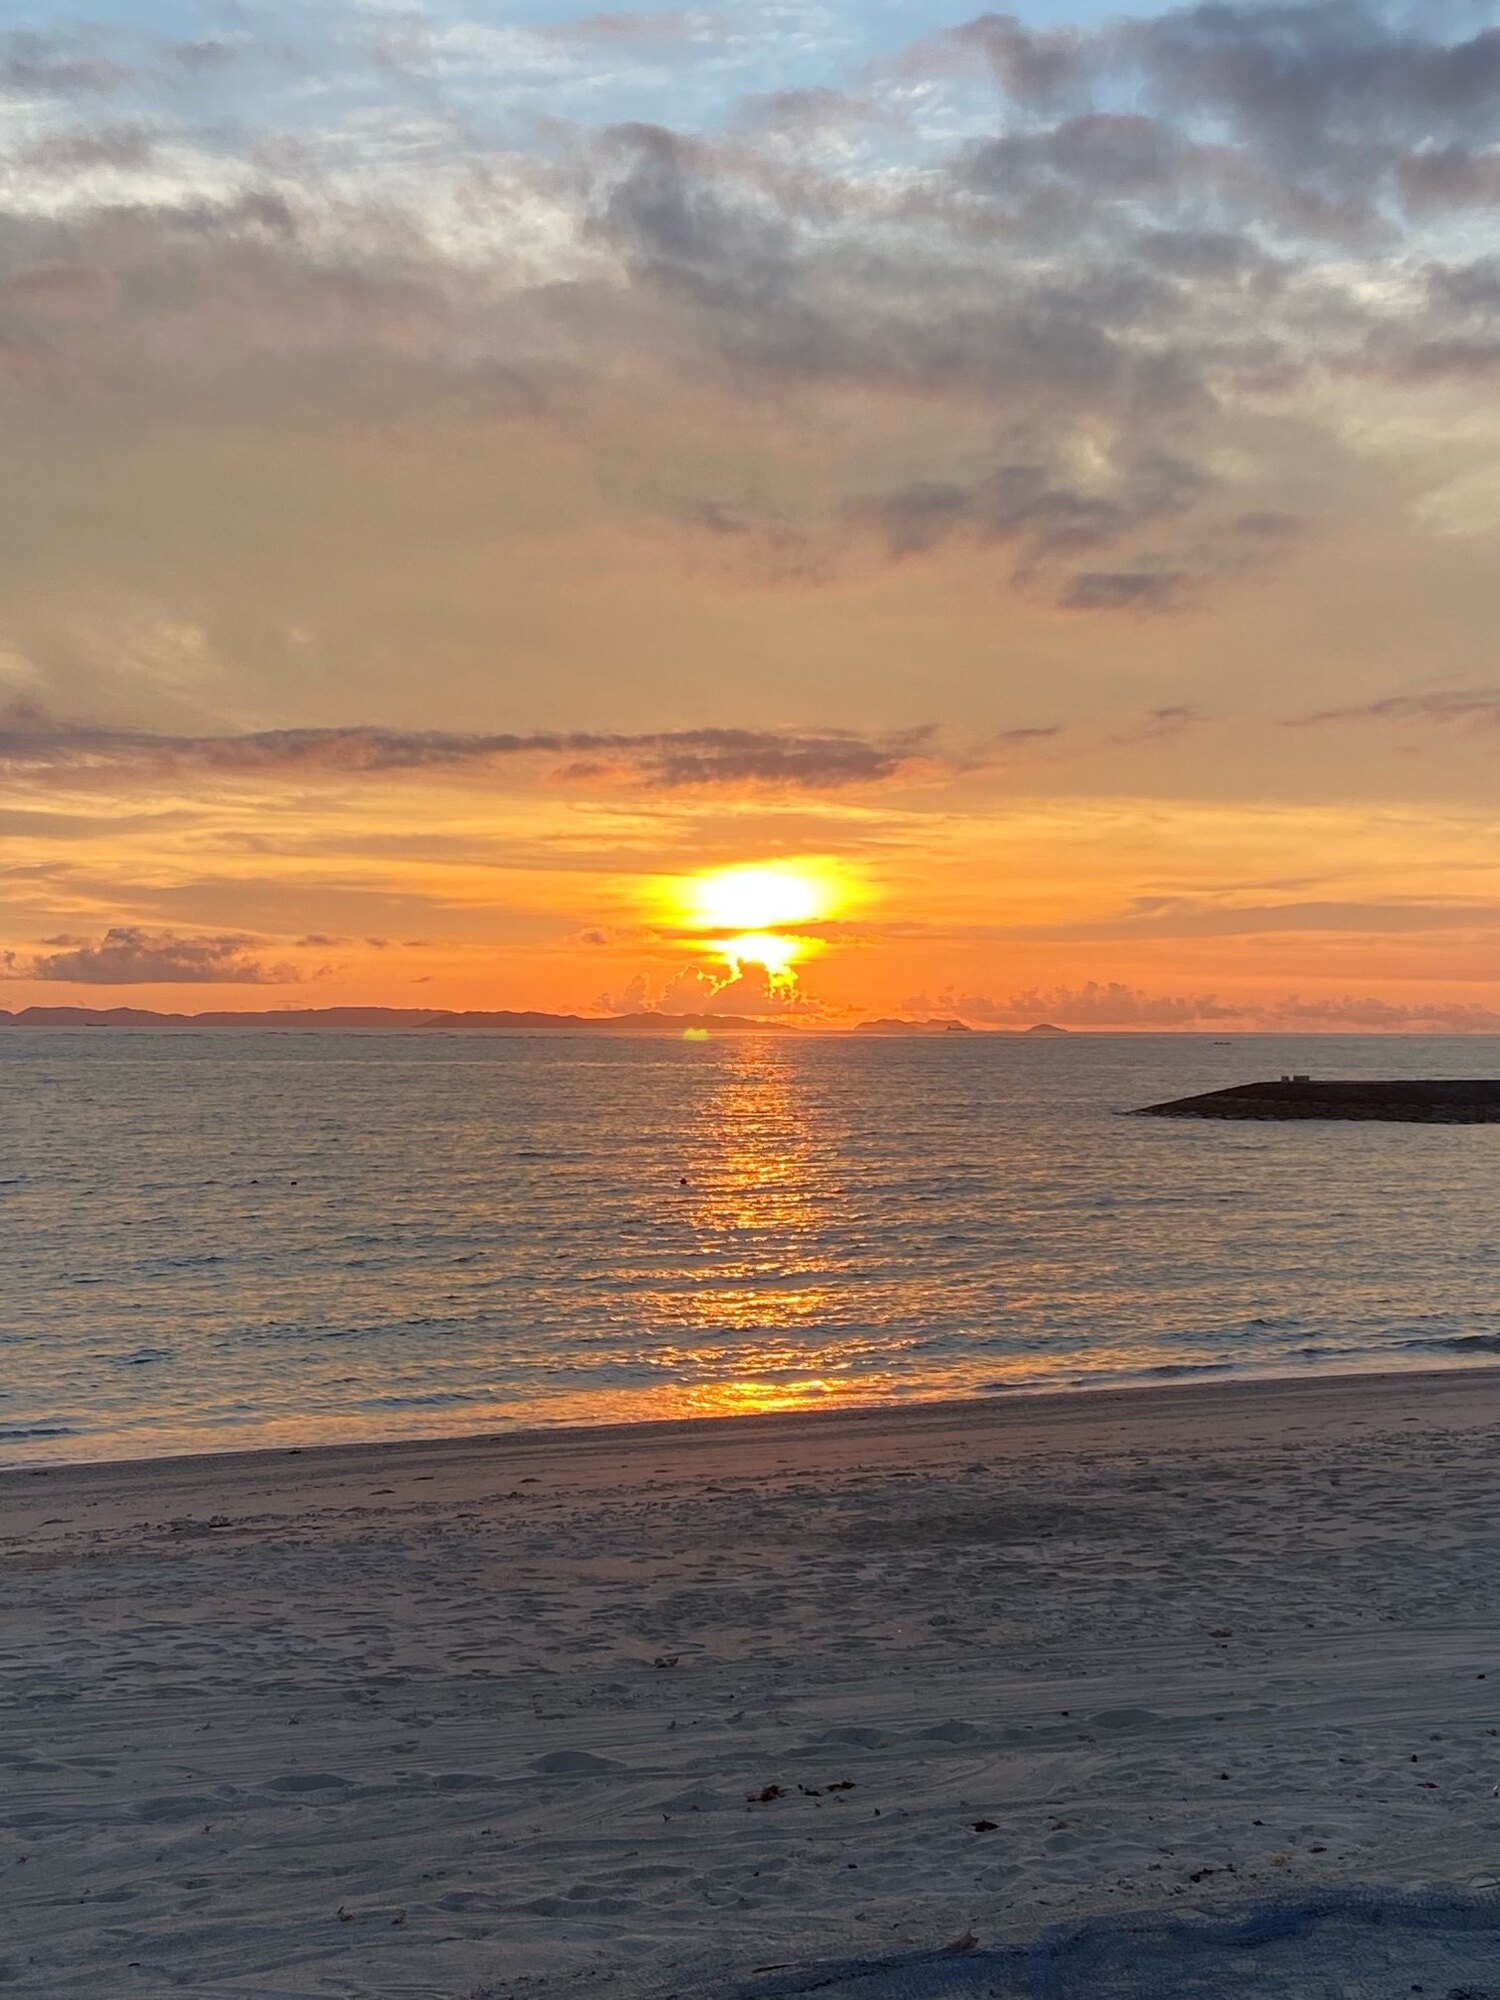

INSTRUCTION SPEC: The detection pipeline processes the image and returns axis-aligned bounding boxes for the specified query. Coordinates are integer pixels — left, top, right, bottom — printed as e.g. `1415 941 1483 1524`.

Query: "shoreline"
9 1364 1500 1996
8 1355 1500 1484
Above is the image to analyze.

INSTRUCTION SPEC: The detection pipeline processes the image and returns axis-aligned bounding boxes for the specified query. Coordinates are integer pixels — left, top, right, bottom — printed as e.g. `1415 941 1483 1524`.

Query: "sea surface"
5 1029 1500 1465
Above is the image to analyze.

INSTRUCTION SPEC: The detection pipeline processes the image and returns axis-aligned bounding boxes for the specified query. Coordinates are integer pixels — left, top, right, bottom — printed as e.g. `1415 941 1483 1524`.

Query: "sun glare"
725 931 801 974
684 865 833 934
671 864 842 975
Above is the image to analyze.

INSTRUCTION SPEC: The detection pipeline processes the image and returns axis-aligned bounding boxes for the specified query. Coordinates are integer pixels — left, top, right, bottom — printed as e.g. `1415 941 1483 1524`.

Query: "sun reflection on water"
643 1037 893 1415
682 1039 824 1253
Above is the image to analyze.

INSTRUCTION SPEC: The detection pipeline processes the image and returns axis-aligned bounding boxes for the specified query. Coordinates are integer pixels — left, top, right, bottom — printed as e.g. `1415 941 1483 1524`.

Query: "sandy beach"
6 1368 1500 1996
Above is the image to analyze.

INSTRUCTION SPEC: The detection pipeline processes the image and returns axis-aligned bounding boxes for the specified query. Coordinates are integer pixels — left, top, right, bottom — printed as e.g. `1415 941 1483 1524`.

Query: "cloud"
1109 704 1204 745
541 10 725 44
905 980 1500 1030
567 72 1340 609
1087 2 1500 209
582 119 1208 409
20 125 157 175
0 31 133 96
24 926 296 985
0 0 1496 772
1430 256 1500 310
850 450 1205 570
0 705 942 791
0 804 190 838
895 3 1500 233
1398 145 1500 209
600 957 822 1016
1292 687 1500 729
963 113 1183 201
1060 569 1190 613
554 725 939 788
1135 227 1277 280
734 87 887 139
991 896 1500 942
1262 993 1500 1030
898 13 1087 100
658 367 1286 608
913 980 1237 1027
4 0 1494 654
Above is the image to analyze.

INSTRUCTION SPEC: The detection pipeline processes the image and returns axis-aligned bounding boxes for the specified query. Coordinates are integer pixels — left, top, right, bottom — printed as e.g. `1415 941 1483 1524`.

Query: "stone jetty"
1136 1078 1500 1122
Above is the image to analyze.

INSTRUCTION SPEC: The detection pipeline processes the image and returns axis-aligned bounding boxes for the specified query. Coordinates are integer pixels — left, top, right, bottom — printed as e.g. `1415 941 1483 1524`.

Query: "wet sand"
5 1369 1500 1996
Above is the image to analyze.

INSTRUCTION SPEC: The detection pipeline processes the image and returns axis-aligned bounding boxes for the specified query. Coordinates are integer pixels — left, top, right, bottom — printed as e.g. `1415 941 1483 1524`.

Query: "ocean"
5 1028 1500 1465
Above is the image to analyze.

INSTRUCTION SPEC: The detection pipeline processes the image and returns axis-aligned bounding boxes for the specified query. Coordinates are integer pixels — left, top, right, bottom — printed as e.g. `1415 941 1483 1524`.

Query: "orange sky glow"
6 1 1500 1030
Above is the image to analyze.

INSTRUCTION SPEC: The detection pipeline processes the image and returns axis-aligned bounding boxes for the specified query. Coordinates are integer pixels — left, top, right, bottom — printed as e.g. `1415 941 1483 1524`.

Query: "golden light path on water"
618 1037 1202 1422
637 1036 899 1418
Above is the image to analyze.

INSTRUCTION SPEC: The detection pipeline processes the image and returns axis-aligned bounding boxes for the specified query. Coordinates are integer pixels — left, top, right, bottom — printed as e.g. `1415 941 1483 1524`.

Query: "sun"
671 863 842 973
721 931 801 975
685 865 832 934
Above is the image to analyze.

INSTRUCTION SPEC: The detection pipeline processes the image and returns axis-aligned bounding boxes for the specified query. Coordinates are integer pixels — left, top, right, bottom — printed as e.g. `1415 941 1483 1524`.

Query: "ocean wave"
0 1423 78 1441
1398 1333 1500 1355
980 1359 1245 1393
361 1389 491 1410
1139 1361 1240 1378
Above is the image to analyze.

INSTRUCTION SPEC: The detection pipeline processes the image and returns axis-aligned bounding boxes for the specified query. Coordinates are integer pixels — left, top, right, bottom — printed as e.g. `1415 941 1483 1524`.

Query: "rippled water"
5 1028 1500 1464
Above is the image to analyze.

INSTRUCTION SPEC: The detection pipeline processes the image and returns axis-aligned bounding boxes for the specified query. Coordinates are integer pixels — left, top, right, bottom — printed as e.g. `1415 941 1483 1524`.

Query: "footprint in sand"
921 1719 983 1744
816 1726 890 1750
261 1772 354 1794
657 1786 732 1812
531 1749 626 1775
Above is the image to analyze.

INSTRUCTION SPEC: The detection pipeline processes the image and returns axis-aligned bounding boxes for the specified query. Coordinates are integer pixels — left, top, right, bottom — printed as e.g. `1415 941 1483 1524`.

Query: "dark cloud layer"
1293 687 1500 729
0 705 940 790
556 5 1500 601
907 2 1500 224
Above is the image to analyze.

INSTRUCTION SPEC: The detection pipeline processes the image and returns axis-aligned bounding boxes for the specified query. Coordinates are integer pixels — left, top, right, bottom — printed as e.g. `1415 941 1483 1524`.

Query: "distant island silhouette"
852 1017 971 1035
0 1006 1069 1036
0 1006 787 1035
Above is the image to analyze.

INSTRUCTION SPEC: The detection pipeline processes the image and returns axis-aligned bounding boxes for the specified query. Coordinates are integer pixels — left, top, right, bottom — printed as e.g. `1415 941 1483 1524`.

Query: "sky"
6 0 1500 1027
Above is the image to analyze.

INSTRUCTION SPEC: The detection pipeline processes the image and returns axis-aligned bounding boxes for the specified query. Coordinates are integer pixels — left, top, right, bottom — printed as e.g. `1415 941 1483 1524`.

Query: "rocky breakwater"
1136 1078 1500 1122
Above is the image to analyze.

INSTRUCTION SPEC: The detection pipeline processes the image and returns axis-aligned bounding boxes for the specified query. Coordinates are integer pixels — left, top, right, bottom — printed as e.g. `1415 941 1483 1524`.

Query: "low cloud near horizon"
19 927 298 985
907 981 1500 1033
